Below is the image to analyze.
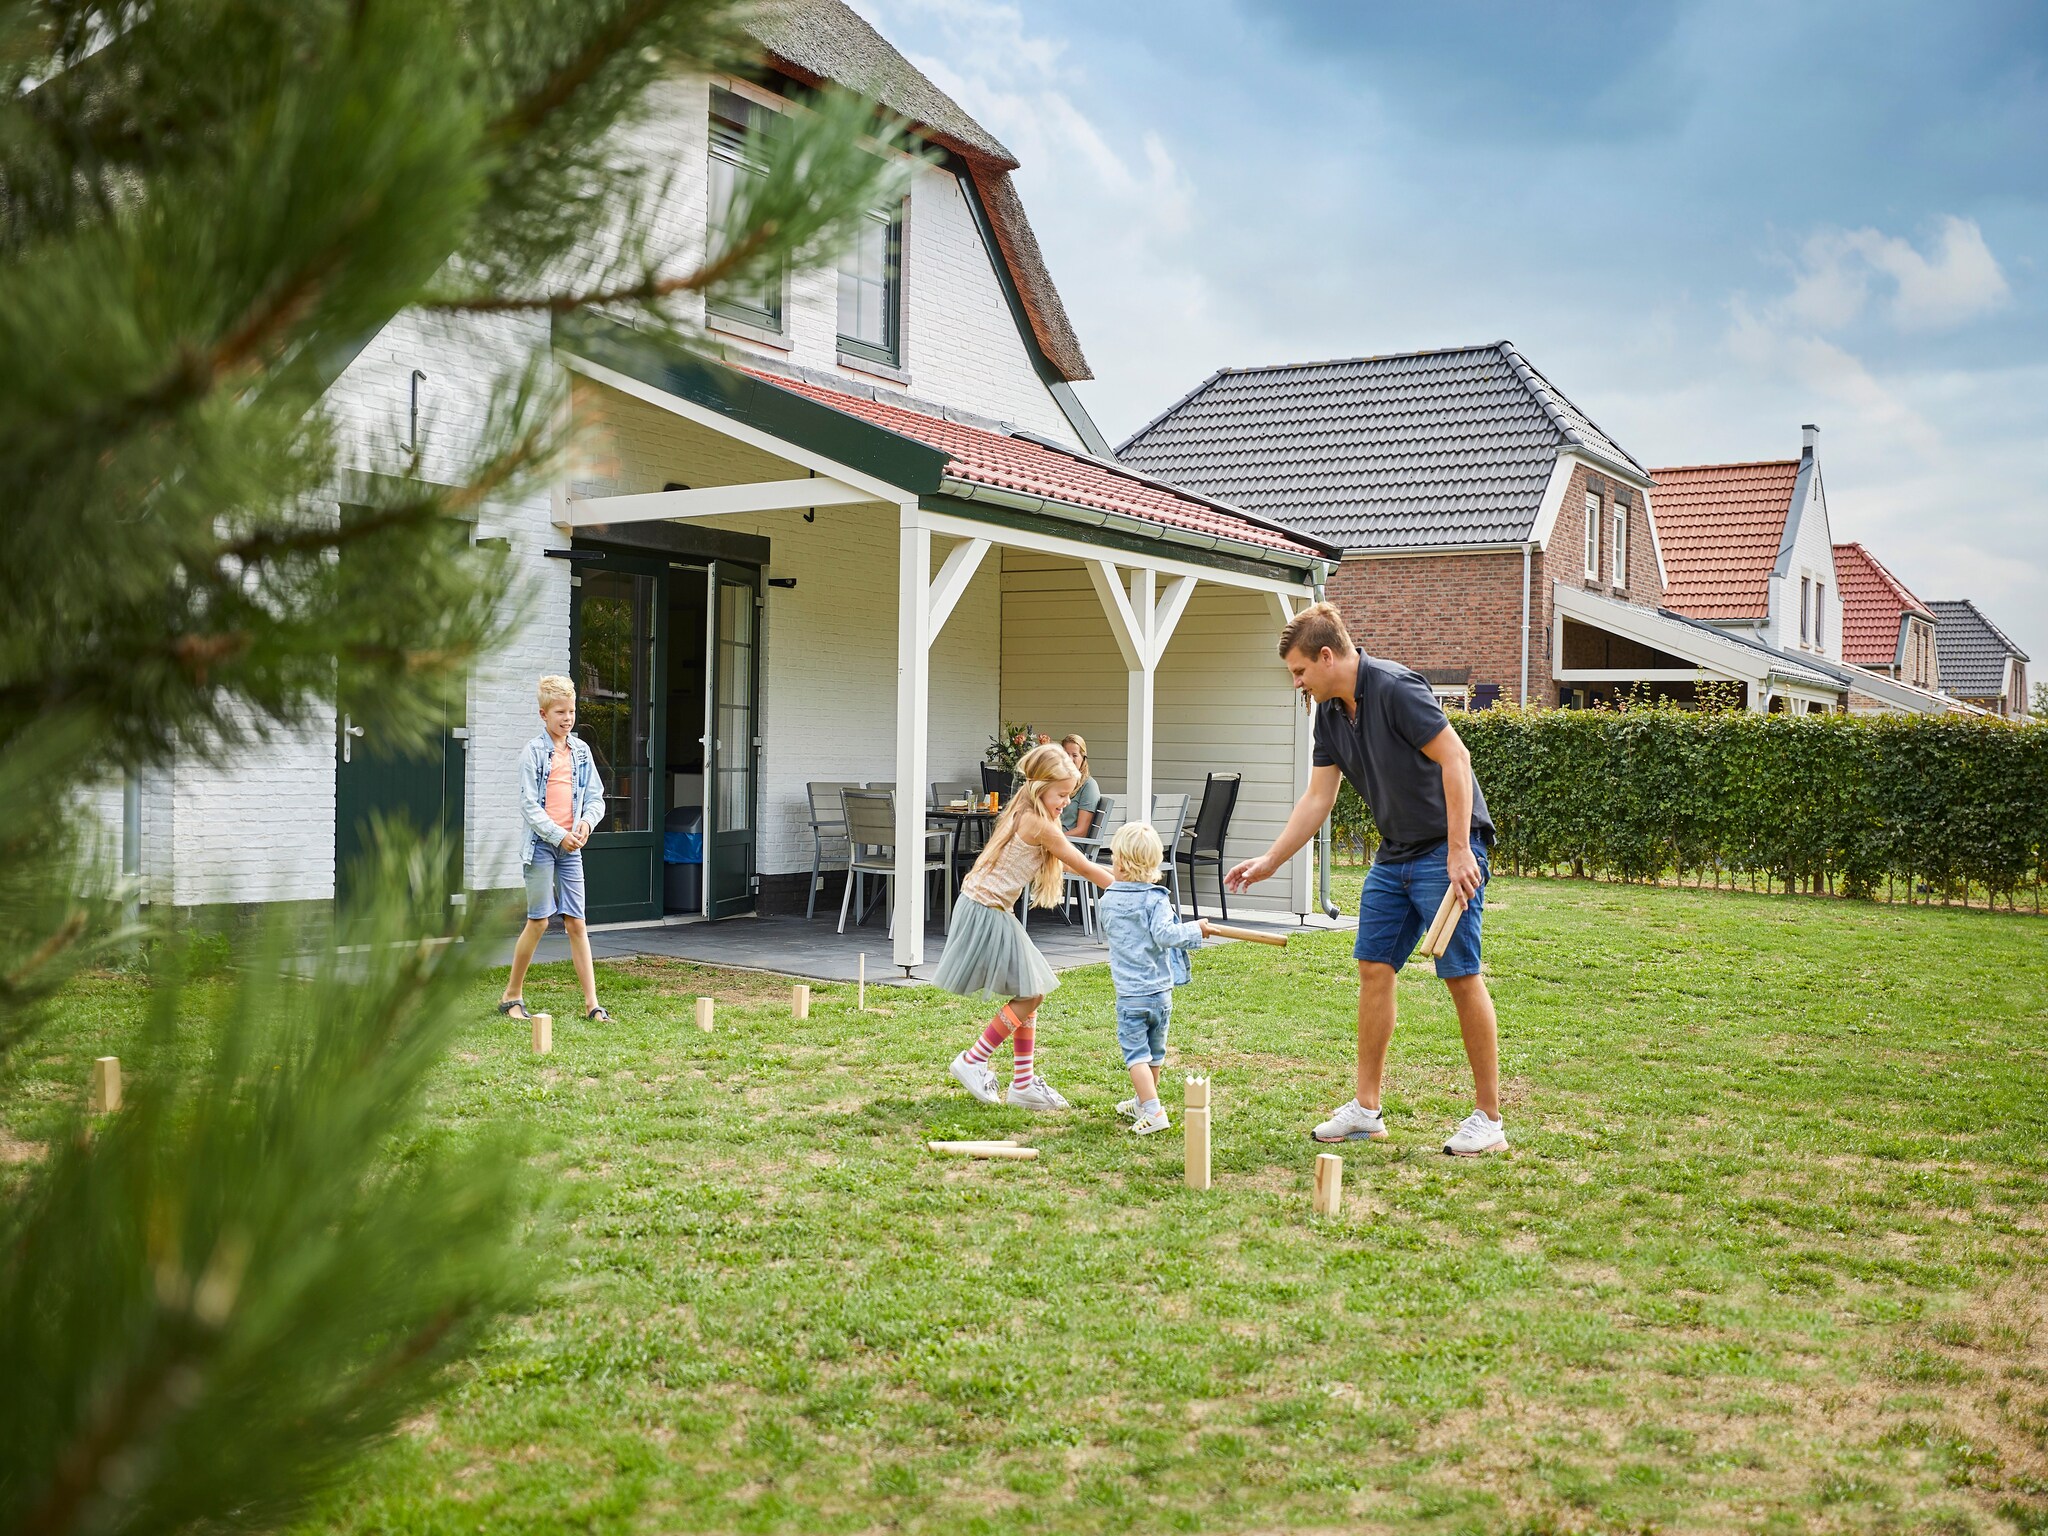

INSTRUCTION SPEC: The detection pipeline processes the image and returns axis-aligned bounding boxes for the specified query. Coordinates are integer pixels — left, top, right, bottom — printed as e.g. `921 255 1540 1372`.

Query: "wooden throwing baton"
1204 923 1288 948
1417 885 1463 958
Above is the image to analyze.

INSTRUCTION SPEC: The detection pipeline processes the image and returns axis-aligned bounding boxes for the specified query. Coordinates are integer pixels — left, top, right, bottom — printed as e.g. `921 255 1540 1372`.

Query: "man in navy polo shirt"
1225 601 1507 1156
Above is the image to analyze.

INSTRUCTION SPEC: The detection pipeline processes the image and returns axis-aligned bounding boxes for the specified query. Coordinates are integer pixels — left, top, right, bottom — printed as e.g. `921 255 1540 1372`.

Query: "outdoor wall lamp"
767 577 797 589
543 549 606 563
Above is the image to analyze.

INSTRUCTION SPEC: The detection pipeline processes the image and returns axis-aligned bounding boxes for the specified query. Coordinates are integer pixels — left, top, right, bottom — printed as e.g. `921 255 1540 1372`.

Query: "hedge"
1328 707 2048 909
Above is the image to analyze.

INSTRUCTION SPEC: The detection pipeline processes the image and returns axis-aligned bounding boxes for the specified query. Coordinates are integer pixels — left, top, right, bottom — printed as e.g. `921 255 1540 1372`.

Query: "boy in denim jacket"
1096 822 1211 1135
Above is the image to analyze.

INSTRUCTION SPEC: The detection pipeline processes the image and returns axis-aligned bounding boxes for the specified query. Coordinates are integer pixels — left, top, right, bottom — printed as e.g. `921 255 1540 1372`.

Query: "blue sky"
850 0 2048 675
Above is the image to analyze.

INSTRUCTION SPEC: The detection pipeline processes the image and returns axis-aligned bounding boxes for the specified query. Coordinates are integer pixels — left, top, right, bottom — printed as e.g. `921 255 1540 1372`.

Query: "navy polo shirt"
1312 654 1494 864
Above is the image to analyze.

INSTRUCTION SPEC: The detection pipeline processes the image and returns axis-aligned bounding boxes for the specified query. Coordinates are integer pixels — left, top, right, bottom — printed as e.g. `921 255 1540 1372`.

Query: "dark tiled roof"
745 1 1090 381
1650 460 1799 622
1114 342 1646 551
738 368 1326 561
1832 542 1933 668
1928 598 2028 697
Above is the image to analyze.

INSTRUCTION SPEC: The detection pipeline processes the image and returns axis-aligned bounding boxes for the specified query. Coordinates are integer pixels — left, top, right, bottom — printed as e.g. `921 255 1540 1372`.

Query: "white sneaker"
1115 1097 1140 1119
1442 1109 1507 1157
1006 1076 1069 1112
948 1052 1001 1106
1129 1104 1171 1135
1311 1100 1388 1144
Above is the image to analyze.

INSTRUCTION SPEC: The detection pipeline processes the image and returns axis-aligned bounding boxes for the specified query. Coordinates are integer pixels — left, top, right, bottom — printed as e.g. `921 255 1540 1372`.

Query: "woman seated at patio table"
1059 734 1101 838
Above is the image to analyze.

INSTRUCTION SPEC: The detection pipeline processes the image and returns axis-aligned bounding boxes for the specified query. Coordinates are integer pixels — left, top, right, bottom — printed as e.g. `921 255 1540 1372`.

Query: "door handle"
342 714 364 763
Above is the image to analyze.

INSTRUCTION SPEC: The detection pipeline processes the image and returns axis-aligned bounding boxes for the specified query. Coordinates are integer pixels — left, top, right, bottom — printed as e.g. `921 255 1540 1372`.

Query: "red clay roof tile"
1831 541 1934 668
740 368 1321 559
1649 460 1799 621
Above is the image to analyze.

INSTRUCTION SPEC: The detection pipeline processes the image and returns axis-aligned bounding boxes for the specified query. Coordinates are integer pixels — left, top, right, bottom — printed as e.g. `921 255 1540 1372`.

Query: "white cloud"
1777 216 2009 334
1725 296 1940 456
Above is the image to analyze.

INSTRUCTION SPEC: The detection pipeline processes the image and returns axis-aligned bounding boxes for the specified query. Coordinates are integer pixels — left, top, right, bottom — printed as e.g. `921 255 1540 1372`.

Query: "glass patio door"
703 562 760 919
571 561 663 923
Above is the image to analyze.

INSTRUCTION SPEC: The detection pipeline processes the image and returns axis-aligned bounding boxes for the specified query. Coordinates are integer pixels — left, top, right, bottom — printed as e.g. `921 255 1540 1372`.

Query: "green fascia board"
919 491 1312 586
554 313 949 494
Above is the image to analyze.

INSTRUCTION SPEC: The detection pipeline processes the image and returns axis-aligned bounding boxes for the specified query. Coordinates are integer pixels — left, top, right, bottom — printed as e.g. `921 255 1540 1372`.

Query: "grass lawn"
11 875 2048 1534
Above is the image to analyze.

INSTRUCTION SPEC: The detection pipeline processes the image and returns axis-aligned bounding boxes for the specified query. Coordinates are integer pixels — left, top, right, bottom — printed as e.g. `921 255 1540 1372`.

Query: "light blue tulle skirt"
931 895 1061 999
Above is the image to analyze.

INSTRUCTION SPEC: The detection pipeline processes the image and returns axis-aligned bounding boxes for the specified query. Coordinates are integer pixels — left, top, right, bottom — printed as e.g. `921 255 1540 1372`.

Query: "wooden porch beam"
557 476 870 529
926 537 991 640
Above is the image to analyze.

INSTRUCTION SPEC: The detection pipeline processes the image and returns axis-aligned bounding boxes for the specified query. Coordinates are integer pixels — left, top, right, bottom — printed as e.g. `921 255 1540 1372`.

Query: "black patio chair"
1175 771 1241 920
979 763 1012 800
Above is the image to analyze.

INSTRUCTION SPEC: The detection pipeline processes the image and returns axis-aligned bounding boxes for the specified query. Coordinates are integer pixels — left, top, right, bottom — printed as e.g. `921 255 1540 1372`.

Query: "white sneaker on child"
1006 1076 1069 1112
1442 1110 1508 1157
948 1052 1002 1106
1115 1097 1140 1119
1311 1100 1388 1143
1129 1104 1171 1135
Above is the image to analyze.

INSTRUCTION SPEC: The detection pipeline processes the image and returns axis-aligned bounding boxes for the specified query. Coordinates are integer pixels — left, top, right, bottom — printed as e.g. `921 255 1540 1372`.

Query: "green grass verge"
9 876 2047 1534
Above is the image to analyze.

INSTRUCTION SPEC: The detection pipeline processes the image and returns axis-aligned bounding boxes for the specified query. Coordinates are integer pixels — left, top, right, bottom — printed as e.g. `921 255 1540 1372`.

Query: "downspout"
1313 578 1340 920
1520 542 1533 705
122 766 141 929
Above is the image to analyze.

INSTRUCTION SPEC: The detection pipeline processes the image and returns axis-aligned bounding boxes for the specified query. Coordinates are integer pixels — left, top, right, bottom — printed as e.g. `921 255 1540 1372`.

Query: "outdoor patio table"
927 805 995 888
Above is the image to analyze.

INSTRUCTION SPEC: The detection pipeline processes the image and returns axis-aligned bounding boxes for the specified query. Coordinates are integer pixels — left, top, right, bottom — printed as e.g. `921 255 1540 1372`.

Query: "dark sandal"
496 998 533 1020
585 1005 612 1023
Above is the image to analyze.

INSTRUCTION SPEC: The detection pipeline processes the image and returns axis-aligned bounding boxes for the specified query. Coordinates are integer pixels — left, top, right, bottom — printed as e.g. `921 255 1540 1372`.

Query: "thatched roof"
743 0 1091 381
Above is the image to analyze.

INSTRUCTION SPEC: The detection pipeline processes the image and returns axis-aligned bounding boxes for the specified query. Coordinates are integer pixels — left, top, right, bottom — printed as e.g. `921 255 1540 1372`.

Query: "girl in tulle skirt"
939 742 1112 1111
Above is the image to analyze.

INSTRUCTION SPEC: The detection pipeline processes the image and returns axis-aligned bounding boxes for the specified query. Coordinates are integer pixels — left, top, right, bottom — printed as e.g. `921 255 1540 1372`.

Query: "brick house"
1117 342 1854 711
100 0 1339 956
1928 600 2031 718
1833 541 1940 695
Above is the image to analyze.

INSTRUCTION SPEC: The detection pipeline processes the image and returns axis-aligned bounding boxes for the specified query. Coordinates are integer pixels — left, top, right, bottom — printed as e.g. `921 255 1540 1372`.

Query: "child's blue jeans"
1116 990 1172 1067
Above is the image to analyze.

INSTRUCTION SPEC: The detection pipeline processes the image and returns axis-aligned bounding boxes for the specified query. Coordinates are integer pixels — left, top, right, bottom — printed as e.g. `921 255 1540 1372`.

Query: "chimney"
1802 423 1819 455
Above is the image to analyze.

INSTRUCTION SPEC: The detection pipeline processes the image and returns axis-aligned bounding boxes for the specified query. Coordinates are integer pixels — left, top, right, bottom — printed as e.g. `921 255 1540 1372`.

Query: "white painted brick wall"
169 706 338 906
1770 465 1841 661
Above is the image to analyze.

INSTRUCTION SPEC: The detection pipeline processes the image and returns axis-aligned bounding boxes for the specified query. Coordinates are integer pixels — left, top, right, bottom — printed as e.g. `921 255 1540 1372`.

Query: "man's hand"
1446 843 1481 907
1224 853 1277 893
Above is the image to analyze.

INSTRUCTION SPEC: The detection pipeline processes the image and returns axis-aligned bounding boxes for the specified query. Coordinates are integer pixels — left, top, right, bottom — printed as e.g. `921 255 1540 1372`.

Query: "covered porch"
550 319 1338 974
1552 583 1845 713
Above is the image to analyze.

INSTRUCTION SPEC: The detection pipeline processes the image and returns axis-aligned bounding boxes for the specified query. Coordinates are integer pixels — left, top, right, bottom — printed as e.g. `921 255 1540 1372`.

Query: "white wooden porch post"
1269 591 1312 916
894 508 932 971
1089 562 1197 823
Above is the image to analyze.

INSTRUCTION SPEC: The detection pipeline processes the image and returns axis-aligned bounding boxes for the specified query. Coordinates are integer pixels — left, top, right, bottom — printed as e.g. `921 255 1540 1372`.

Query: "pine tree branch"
486 0 671 149
422 222 777 314
0 910 89 1001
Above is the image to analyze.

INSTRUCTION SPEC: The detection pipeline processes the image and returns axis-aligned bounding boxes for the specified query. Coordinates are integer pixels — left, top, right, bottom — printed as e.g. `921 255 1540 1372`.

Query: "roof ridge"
1928 598 2029 660
1174 342 1513 377
1651 459 1801 475
1494 340 1649 479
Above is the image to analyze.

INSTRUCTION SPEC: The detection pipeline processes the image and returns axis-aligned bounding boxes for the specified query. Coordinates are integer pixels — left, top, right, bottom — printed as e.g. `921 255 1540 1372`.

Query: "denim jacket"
1097 881 1203 997
519 732 607 866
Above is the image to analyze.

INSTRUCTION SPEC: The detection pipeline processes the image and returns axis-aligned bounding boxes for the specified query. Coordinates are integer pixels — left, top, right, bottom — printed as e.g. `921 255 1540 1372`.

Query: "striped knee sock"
963 1005 1020 1066
1010 1019 1036 1088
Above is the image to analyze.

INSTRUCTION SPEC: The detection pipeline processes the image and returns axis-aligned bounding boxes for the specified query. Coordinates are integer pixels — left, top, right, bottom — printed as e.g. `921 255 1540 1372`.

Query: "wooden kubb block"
695 997 714 1032
1184 1075 1212 1191
531 1014 552 1054
1313 1152 1343 1216
792 984 810 1020
90 1056 122 1113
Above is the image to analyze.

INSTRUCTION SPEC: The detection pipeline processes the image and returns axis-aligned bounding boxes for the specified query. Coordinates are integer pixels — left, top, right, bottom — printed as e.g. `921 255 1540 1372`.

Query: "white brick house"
115 1 1337 966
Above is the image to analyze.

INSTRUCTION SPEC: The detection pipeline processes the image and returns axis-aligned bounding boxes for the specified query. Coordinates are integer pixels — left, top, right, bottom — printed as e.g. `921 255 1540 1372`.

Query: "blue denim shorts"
1115 991 1172 1067
1354 844 1487 978
525 836 586 922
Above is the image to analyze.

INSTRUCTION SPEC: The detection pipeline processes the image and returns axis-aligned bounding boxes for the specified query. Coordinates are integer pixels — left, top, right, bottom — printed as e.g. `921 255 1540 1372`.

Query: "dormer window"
707 87 784 333
1583 485 1600 581
838 201 904 370
1611 489 1630 590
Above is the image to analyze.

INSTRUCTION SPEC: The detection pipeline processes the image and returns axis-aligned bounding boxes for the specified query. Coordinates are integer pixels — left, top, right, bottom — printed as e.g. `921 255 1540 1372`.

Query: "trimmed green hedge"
1330 708 2048 907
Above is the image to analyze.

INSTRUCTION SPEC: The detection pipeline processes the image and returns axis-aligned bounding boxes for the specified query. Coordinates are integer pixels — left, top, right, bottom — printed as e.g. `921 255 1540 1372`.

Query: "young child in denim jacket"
1095 822 1211 1135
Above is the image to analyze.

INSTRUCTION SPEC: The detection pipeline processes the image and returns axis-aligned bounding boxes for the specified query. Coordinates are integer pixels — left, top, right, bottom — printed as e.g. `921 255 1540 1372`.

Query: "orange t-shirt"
544 741 574 831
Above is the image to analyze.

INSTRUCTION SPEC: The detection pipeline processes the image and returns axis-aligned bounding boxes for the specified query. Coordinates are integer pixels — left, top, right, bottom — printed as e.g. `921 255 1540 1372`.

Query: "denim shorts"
1115 990 1172 1067
1354 843 1488 978
525 836 586 922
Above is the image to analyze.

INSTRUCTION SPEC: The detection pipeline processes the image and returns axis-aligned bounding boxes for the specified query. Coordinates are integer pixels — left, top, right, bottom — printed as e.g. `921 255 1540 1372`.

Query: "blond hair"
537 674 576 709
971 742 1078 908
1277 600 1353 662
1061 734 1088 774
1109 822 1164 884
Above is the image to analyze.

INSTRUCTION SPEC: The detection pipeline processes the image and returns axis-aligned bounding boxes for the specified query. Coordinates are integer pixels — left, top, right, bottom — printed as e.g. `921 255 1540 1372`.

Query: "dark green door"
704 562 760 919
335 719 467 909
572 560 663 923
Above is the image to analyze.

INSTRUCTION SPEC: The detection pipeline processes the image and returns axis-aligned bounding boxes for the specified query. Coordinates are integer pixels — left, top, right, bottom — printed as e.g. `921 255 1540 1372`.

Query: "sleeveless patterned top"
960 829 1047 910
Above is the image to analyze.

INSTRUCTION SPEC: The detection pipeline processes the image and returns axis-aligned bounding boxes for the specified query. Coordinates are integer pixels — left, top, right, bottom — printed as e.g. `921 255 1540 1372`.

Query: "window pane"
574 571 655 833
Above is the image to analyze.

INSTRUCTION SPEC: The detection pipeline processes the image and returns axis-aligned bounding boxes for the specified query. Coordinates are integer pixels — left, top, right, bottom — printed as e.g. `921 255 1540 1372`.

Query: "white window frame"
1799 575 1811 644
1431 685 1471 713
1612 494 1629 590
1583 488 1600 581
1813 581 1825 649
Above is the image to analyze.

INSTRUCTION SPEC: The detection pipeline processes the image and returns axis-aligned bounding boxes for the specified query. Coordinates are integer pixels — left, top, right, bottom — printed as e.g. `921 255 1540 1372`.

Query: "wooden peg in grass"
1313 1152 1343 1216
89 1056 121 1113
927 1140 1037 1161
1417 884 1462 958
792 984 811 1020
694 996 714 1032
531 1013 552 1055
1184 1075 1212 1190
857 953 866 1012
